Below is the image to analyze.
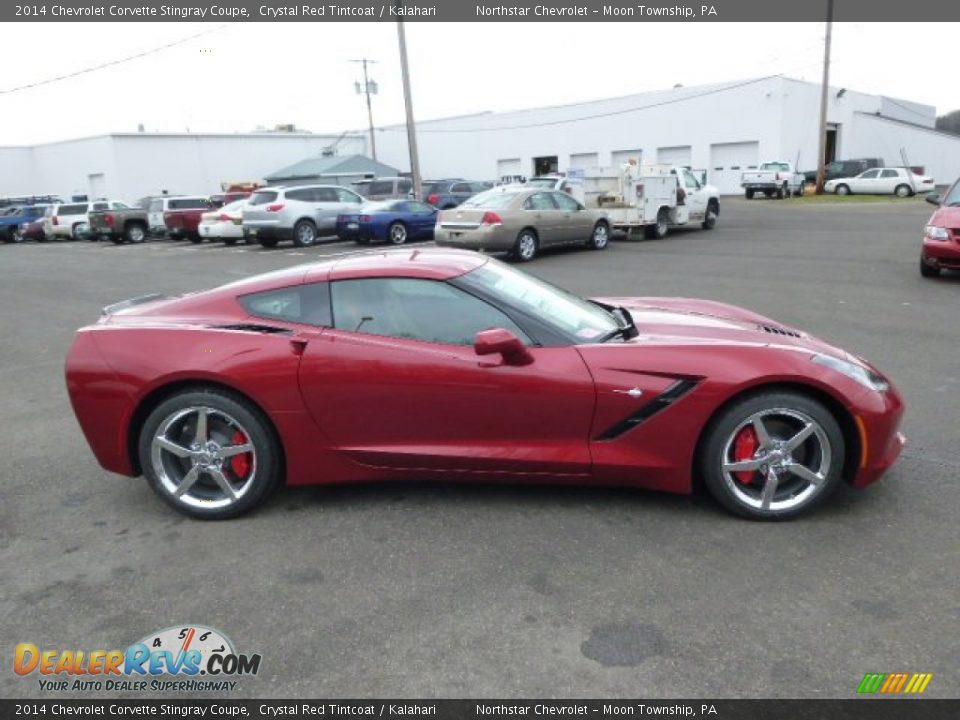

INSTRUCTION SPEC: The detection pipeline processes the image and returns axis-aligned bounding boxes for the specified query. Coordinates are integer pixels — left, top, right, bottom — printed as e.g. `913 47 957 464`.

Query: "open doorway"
532 156 558 176
824 123 839 163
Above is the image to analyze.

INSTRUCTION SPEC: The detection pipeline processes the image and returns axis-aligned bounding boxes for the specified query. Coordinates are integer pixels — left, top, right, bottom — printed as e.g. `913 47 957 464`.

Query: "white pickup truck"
582 163 720 239
741 161 805 199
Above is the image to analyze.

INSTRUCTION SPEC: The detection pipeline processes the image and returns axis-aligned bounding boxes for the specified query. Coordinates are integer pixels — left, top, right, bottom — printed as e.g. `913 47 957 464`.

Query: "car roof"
308 247 488 283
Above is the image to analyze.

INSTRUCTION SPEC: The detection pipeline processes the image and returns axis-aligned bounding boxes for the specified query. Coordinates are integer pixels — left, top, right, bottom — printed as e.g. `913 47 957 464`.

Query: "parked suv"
146 196 212 239
351 177 412 201
422 180 493 209
44 200 123 240
242 185 365 248
803 158 883 185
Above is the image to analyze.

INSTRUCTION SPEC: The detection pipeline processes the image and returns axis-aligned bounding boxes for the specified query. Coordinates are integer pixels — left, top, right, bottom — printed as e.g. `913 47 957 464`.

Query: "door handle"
290 339 308 356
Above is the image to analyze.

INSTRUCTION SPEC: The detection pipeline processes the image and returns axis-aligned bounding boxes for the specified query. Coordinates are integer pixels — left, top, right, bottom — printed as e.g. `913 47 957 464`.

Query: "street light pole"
395 8 422 201
815 0 834 195
350 58 378 161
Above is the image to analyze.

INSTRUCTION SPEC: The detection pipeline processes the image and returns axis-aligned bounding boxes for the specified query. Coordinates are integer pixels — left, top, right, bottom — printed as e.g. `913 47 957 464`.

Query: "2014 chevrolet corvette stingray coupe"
65 248 905 520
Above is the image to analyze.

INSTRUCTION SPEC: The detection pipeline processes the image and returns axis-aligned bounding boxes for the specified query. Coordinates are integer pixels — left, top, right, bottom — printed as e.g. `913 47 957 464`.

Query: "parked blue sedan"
0 205 48 243
337 200 438 245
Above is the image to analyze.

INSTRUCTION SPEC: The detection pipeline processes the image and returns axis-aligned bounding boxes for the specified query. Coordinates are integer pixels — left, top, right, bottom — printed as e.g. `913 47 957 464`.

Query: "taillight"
481 212 502 226
359 215 372 222
52 216 59 226
776 172 783 181
104 213 115 226
266 203 285 212
427 194 439 205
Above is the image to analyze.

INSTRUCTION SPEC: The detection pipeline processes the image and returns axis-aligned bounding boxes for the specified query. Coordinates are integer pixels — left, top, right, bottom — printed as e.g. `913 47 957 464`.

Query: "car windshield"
361 201 397 212
460 190 521 209
942 181 960 207
526 178 559 188
459 259 620 342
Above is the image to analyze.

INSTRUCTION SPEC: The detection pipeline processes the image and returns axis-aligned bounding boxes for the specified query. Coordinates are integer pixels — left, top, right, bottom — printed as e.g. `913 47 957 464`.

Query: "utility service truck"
581 162 720 239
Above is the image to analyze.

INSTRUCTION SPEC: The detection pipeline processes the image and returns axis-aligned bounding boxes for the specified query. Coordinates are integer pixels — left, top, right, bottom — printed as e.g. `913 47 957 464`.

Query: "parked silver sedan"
433 188 610 262
242 184 364 248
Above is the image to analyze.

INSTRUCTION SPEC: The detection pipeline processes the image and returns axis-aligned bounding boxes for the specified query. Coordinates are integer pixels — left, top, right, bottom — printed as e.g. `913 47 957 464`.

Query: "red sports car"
65 248 905 520
920 179 960 277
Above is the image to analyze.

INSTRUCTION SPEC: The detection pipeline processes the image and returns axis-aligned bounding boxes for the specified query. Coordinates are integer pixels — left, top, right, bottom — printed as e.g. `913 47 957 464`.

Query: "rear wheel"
513 229 538 262
72 222 88 240
189 234 203 244
894 184 912 198
702 201 719 230
587 221 609 250
223 237 238 246
920 256 941 278
644 209 670 239
388 221 408 245
292 220 318 247
138 388 281 520
700 391 844 520
259 237 279 249
744 189 754 199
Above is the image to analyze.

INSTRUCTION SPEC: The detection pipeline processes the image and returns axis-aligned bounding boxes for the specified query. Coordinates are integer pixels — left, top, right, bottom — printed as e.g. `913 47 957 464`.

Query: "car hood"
927 205 960 227
591 296 845 356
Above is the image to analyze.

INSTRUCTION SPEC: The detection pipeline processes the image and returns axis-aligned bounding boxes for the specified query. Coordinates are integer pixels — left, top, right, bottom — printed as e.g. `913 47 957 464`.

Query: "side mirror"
926 192 941 206
474 328 533 366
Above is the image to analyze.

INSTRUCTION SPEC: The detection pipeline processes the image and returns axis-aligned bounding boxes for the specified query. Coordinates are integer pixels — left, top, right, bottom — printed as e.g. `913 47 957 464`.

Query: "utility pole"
396 6 422 201
814 0 834 195
350 58 378 161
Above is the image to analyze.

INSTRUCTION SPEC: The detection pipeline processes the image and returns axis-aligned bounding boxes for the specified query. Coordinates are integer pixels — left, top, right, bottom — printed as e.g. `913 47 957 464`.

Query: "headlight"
925 225 949 241
812 354 889 392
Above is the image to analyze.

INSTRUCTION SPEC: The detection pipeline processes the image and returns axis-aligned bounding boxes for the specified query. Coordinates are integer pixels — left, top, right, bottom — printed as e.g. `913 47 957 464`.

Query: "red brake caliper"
732 426 759 485
229 430 251 479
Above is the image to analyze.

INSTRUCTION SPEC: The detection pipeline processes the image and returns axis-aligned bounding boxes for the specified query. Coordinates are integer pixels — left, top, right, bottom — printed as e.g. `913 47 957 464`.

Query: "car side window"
285 188 313 202
315 188 339 203
451 183 471 193
92 202 108 211
880 169 899 178
408 201 434 214
336 188 362 204
683 171 700 189
239 283 332 327
552 193 581 211
331 278 530 346
860 170 880 179
524 193 557 211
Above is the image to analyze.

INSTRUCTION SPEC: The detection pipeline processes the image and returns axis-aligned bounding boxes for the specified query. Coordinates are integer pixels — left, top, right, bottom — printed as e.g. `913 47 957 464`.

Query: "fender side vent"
758 324 802 338
215 323 292 335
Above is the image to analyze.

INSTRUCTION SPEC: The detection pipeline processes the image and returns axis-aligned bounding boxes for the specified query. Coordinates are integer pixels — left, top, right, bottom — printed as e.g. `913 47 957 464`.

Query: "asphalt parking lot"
1 197 957 699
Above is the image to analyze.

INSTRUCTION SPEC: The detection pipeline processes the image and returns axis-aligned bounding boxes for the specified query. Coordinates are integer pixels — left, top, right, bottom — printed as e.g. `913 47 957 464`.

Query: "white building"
0 131 367 202
374 76 960 194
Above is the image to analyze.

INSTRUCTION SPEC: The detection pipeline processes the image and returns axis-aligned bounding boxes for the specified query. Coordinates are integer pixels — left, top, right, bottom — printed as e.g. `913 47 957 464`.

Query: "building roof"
264 154 400 182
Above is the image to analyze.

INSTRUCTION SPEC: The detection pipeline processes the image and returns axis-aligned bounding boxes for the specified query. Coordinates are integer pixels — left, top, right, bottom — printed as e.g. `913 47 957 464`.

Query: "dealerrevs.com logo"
14 625 261 692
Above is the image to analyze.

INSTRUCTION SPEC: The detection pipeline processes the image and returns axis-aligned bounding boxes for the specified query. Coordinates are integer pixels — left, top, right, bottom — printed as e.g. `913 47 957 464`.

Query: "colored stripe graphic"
858 672 932 694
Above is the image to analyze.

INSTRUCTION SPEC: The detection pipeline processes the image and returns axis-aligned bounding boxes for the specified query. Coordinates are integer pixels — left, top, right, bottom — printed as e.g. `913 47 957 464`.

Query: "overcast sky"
0 22 955 145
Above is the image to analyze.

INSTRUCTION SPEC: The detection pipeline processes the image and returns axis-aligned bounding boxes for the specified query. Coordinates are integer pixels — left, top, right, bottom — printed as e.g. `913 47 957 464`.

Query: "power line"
0 25 227 96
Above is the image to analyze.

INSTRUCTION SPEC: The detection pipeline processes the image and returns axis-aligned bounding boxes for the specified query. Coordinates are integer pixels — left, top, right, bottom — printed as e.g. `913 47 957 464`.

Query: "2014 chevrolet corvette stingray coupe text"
65 248 905 520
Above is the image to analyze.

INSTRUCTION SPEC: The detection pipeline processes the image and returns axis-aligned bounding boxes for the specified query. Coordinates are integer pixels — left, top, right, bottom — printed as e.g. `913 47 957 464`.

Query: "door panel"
298 331 596 475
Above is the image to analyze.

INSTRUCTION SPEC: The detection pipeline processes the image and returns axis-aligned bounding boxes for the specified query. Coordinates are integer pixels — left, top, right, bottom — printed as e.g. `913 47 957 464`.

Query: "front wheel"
9 226 25 243
292 220 318 247
223 237 238 246
744 189 754 199
699 391 845 520
776 185 786 199
388 221 408 245
894 184 913 198
513 229 538 262
795 182 805 197
701 202 719 230
920 256 940 278
835 184 850 196
587 221 609 250
138 388 281 519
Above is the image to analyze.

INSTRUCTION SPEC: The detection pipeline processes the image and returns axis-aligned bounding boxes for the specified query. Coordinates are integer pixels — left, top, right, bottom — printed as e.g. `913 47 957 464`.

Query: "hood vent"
215 323 292 335
758 324 802 338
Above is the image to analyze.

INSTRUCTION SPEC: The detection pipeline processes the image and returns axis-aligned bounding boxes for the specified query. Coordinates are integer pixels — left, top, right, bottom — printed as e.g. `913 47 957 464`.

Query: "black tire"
512 229 539 262
796 182 805 197
894 184 913 198
111 236 125 245
776 185 786 199
124 223 147 244
292 219 317 247
9 226 25 243
699 391 845 521
354 237 371 245
223 237 238 246
835 184 850 196
644 208 670 239
764 190 774 198
138 388 282 520
744 189 754 200
259 238 279 249
587 221 610 250
388 221 408 245
920 256 940 278
189 234 203 244
702 201 719 230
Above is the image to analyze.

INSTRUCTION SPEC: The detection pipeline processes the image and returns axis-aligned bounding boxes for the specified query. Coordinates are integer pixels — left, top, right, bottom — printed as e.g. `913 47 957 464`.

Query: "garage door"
709 141 760 194
657 145 692 167
569 152 599 170
497 158 523 183
611 149 643 166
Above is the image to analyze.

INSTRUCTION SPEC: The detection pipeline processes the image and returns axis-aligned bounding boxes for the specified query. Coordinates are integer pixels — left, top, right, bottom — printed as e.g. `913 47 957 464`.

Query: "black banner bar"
2 700 960 719
5 0 960 23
